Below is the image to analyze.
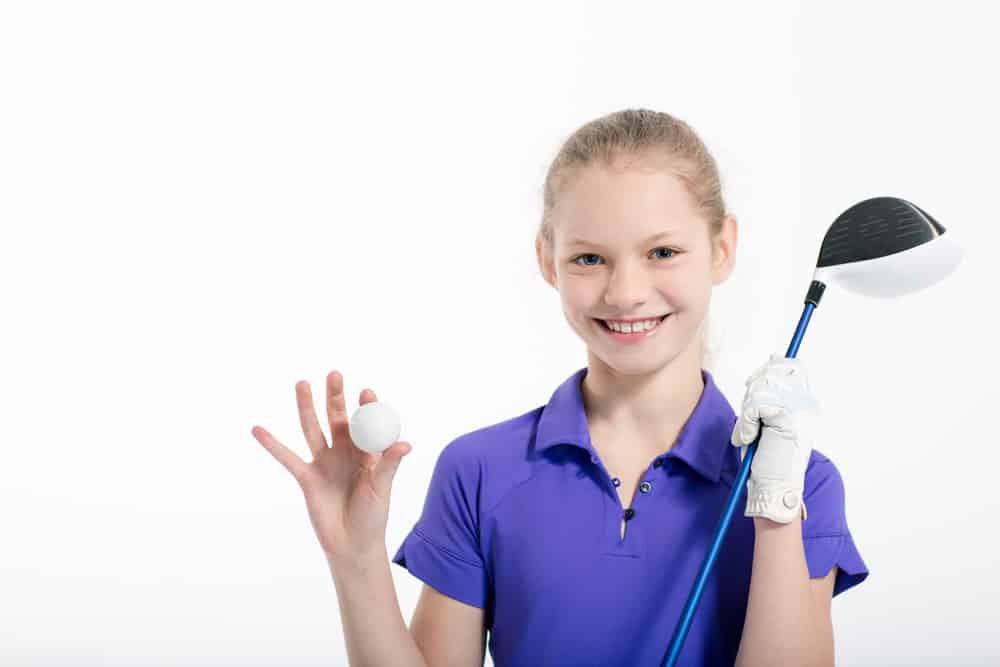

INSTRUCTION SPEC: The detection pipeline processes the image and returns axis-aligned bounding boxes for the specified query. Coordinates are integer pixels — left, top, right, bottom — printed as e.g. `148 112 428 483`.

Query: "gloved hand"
729 353 822 524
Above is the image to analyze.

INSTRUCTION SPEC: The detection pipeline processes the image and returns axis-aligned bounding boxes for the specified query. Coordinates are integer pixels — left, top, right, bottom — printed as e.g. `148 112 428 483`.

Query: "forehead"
553 164 702 243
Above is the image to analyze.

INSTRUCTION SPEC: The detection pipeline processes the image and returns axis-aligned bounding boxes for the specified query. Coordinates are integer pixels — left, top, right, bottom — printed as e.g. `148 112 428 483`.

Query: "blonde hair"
536 108 730 370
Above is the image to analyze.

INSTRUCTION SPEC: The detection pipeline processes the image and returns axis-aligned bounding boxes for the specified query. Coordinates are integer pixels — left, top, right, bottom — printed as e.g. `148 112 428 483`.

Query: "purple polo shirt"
392 366 869 666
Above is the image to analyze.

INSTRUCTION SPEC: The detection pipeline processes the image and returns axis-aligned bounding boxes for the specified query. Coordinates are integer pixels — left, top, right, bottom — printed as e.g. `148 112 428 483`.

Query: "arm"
329 549 429 667
410 582 487 666
734 514 836 667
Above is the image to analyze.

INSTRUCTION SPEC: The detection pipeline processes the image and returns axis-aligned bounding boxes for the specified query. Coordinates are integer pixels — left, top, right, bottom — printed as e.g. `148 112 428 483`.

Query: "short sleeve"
391 437 490 608
801 454 870 597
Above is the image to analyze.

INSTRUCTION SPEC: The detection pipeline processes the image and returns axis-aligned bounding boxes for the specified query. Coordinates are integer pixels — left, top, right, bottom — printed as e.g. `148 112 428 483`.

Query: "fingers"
296 380 329 459
359 387 377 406
745 354 804 386
750 379 820 416
252 425 308 482
318 371 390 467
326 371 383 465
354 387 382 470
731 409 762 446
733 356 819 451
731 395 785 446
326 371 351 452
372 440 413 500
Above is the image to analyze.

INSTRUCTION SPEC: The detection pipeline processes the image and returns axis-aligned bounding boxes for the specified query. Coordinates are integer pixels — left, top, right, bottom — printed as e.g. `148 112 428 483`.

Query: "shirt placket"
589 451 667 558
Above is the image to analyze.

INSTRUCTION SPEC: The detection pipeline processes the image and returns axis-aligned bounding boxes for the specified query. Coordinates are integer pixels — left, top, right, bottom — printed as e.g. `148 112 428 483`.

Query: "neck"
580 345 706 452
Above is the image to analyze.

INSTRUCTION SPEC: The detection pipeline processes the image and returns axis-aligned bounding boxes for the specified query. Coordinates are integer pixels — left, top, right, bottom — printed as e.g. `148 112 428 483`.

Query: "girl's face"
536 161 737 373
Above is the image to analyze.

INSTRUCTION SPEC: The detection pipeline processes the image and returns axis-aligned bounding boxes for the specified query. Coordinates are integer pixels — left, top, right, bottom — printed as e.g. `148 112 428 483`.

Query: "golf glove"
729 353 822 524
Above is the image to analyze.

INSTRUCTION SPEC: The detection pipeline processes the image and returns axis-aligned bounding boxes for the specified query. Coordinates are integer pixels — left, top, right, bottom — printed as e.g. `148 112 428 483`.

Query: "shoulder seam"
412 525 486 569
484 468 545 517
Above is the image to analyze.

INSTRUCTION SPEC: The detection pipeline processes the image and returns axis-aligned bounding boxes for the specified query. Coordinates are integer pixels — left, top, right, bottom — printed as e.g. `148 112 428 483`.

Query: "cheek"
557 283 593 308
667 274 712 302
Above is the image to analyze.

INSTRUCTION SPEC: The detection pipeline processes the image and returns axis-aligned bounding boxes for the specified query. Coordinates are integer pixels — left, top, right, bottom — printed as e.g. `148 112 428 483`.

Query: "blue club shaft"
661 301 816 667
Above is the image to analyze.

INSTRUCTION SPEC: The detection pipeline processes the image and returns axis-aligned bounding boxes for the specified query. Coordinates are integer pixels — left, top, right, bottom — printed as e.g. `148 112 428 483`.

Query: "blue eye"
573 253 602 267
571 247 677 266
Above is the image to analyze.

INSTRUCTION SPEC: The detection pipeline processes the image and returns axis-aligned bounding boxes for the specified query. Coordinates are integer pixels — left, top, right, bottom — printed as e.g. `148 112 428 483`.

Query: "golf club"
660 196 964 666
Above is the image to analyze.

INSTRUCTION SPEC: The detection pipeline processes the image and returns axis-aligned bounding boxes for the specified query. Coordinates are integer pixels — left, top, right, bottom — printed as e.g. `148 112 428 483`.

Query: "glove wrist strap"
745 477 808 524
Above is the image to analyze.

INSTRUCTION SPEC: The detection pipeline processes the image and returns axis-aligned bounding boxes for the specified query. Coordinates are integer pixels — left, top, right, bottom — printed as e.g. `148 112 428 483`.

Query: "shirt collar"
534 366 737 483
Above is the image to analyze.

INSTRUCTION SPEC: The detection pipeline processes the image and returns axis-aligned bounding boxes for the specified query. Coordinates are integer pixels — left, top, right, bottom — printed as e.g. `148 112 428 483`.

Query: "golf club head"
812 196 964 298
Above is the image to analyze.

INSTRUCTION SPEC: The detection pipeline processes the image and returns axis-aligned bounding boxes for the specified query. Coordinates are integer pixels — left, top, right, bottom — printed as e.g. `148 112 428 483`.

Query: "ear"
711 214 737 286
536 233 558 290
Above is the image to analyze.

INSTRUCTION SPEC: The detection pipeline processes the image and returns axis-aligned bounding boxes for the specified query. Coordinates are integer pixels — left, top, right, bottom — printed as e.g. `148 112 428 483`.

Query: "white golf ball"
348 401 401 454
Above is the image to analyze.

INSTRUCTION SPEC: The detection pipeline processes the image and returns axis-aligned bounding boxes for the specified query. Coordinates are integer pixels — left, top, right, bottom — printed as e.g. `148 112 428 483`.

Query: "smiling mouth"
594 314 670 333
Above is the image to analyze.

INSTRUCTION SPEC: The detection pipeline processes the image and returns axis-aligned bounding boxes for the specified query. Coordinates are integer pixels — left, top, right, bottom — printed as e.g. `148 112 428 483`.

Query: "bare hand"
251 370 412 562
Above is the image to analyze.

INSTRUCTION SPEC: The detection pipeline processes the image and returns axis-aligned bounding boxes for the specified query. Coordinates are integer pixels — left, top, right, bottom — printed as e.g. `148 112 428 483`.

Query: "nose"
603 260 652 311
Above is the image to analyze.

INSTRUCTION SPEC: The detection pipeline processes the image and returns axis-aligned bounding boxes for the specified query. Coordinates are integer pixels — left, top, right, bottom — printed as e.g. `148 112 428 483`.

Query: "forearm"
328 549 428 667
734 515 833 667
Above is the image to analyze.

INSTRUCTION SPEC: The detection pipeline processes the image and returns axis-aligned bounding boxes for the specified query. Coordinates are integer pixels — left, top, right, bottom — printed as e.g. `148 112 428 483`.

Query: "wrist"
744 477 808 523
326 547 389 576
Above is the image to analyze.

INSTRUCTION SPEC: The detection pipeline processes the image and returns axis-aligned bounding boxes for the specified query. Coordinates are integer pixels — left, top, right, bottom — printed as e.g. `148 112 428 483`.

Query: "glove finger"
730 417 756 446
735 396 798 445
735 355 819 446
763 360 821 409
747 356 811 395
757 404 785 422
730 401 759 445
744 356 777 387
748 376 821 416
732 399 779 445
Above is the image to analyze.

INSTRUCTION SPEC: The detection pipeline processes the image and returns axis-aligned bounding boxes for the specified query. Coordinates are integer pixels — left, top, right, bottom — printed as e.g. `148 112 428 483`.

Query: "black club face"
817 196 946 268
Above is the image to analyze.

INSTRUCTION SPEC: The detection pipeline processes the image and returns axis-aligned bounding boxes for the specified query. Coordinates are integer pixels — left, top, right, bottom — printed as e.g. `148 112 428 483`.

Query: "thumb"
731 405 762 446
373 441 412 497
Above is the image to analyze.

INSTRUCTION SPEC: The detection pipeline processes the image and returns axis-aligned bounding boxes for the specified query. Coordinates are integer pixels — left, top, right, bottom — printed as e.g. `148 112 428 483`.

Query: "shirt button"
623 508 635 520
612 477 621 487
783 491 799 509
640 481 652 493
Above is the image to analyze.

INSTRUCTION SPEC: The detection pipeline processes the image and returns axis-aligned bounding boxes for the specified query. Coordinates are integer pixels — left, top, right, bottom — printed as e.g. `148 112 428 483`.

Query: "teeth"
604 316 664 333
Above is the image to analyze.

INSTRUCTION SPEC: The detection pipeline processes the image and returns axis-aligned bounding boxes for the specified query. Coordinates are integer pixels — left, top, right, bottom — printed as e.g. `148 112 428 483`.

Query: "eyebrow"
566 231 679 248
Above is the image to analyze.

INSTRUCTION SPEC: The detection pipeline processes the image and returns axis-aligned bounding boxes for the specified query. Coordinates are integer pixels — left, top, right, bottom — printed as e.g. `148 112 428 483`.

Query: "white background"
2 1 997 665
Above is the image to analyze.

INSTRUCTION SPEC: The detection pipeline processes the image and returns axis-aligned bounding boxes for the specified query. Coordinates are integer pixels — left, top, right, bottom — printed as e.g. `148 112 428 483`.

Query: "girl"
252 108 869 666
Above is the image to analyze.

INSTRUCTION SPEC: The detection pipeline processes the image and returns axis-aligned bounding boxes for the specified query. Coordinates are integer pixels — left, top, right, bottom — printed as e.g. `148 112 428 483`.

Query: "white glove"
730 353 822 524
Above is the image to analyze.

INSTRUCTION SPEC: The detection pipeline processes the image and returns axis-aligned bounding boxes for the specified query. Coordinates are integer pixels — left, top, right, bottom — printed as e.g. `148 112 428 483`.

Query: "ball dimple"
348 401 401 454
